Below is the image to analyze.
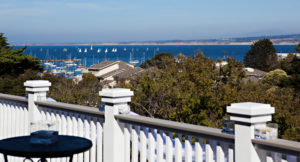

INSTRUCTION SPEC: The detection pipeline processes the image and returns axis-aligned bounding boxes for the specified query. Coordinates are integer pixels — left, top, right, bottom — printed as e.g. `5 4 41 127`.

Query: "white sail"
129 52 139 64
84 48 87 53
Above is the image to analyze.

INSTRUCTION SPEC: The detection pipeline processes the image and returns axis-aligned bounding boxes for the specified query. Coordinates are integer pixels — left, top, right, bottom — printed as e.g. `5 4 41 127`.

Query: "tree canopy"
140 53 174 69
0 34 102 107
243 39 278 72
280 55 300 90
122 53 246 127
0 33 43 76
119 53 300 141
296 43 300 53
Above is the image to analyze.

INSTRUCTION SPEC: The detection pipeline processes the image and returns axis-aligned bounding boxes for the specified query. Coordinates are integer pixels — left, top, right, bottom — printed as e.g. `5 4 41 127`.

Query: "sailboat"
124 48 127 51
84 48 87 53
112 48 117 53
97 49 101 53
105 48 108 53
78 48 82 53
63 48 68 52
90 45 93 51
129 52 139 64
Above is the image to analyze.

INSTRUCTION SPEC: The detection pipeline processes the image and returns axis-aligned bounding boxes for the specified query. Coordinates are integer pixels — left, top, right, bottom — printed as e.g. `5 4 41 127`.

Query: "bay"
16 45 297 77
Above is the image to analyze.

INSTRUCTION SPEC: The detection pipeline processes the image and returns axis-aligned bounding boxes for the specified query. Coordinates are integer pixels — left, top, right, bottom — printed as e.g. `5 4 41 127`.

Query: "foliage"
42 72 102 107
243 39 278 72
121 53 246 127
261 69 289 87
0 33 43 96
0 33 9 47
0 70 40 96
0 34 299 141
0 34 102 107
119 53 300 141
296 43 300 53
140 53 174 69
280 55 300 90
0 33 43 76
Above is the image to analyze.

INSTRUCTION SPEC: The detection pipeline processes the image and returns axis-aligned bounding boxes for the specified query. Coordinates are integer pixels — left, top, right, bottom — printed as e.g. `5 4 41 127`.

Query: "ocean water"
19 45 297 67
15 45 297 77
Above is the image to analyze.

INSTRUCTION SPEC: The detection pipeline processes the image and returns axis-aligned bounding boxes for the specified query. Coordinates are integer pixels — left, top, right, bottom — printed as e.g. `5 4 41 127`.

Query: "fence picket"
140 127 147 162
206 140 214 162
166 132 173 162
175 134 182 162
132 125 139 162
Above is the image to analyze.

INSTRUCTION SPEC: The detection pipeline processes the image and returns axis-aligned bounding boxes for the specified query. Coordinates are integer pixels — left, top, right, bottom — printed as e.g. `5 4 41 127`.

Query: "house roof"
89 60 144 80
244 67 267 77
88 61 118 70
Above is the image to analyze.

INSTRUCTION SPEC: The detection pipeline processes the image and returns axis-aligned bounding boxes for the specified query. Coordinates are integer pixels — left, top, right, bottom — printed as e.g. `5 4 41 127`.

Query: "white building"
87 60 144 87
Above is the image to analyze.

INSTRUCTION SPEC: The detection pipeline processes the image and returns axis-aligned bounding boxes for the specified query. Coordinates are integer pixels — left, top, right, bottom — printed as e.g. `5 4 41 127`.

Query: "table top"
0 135 92 158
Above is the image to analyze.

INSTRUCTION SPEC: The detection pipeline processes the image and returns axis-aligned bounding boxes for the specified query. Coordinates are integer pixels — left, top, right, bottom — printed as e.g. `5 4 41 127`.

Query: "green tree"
296 43 300 53
0 33 43 76
42 72 102 107
243 39 278 72
0 33 9 47
140 53 174 69
0 33 43 96
261 69 289 87
280 55 300 90
121 53 246 127
0 69 40 96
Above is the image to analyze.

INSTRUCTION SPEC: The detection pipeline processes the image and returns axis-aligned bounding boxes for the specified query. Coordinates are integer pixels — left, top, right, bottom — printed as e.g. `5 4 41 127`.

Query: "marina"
40 59 81 62
18 45 297 78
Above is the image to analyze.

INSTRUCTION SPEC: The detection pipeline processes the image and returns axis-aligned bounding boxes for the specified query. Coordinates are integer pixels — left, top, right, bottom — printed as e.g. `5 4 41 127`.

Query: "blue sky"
1 0 300 44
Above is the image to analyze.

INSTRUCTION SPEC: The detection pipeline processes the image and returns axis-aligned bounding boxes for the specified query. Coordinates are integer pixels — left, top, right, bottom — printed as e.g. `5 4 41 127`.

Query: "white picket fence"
0 80 299 162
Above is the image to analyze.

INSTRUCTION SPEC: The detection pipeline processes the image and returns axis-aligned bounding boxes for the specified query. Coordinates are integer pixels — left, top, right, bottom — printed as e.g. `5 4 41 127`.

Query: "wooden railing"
0 80 299 162
0 94 29 139
252 138 300 162
0 94 29 162
37 101 104 162
116 114 234 162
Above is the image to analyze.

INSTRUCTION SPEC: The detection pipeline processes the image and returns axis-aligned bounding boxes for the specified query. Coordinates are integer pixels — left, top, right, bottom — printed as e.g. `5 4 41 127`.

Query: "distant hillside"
125 34 300 45
216 34 300 44
17 34 300 46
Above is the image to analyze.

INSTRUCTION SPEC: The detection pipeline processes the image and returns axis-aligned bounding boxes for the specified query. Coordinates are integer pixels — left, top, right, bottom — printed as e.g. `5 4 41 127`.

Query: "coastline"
14 41 298 46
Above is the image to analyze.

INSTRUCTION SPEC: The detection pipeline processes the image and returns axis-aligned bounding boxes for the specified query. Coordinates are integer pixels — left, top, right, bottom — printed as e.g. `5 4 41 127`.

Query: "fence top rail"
0 93 27 104
252 138 300 156
115 114 234 142
36 101 104 117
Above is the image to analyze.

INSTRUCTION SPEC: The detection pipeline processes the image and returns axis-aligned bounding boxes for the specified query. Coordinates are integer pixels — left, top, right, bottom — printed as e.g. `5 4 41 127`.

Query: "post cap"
24 80 51 93
227 102 275 124
227 102 274 116
24 80 51 87
99 88 134 98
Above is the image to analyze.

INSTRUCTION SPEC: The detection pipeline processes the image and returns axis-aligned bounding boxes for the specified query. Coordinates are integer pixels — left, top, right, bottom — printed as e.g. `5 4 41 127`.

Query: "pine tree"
0 33 43 76
243 39 277 72
296 43 300 53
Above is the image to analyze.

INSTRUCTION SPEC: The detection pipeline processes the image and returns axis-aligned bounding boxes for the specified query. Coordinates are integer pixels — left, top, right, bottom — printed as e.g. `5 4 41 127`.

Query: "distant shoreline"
12 33 300 46
14 42 298 46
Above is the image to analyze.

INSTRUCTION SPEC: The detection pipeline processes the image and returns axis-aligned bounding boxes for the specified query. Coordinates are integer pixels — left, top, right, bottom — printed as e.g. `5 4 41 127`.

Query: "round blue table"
0 135 92 162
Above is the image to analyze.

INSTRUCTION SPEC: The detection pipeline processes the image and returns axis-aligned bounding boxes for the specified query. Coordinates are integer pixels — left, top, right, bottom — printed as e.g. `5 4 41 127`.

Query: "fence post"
100 88 134 162
24 80 51 125
227 102 275 162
